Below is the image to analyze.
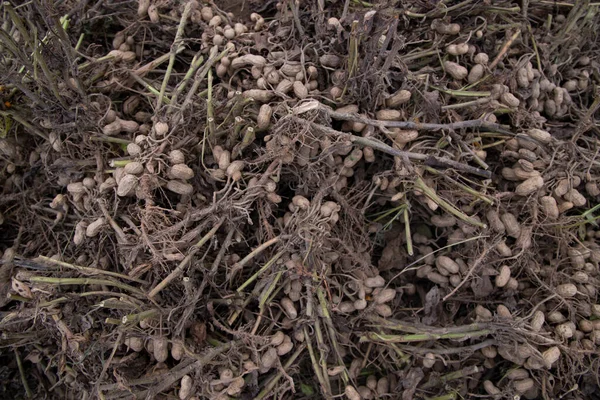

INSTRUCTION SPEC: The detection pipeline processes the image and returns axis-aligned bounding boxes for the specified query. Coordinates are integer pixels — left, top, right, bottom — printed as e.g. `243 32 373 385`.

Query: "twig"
148 218 225 298
489 29 521 70
98 202 129 245
156 1 194 108
293 117 492 178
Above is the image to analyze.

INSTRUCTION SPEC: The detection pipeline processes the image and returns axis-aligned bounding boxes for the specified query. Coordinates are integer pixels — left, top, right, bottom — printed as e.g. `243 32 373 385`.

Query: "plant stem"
29 276 144 296
236 250 285 293
14 348 32 399
128 73 171 104
37 256 146 284
317 287 349 385
229 236 281 281
414 177 487 228
304 326 329 395
489 29 521 70
156 1 194 108
421 366 481 390
207 68 215 141
359 329 491 343
168 53 204 113
403 208 413 256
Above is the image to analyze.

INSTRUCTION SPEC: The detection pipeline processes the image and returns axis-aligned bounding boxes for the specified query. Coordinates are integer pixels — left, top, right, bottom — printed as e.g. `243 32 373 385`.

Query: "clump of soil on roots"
1 0 600 399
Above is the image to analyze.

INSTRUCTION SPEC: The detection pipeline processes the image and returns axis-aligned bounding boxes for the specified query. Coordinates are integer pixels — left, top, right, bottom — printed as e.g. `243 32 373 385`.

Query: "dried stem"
294 117 492 178
29 276 144 297
156 1 194 108
229 236 281 281
489 29 521 70
36 256 146 284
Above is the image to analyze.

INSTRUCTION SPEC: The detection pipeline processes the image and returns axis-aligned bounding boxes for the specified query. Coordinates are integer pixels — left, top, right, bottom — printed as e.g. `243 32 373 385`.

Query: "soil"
0 1 599 399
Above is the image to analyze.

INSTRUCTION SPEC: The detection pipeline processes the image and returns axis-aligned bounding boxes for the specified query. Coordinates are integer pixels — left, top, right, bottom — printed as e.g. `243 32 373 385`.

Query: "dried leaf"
11 278 32 299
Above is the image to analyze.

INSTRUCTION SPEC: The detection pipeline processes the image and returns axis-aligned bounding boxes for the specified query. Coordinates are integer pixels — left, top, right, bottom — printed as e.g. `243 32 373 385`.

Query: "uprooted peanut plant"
1 0 600 399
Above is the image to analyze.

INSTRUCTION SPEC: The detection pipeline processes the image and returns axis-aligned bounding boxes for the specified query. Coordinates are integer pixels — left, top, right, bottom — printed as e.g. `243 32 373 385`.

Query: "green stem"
168 54 204 113
415 177 486 228
258 271 283 310
128 73 171 104
423 167 494 205
236 251 284 293
313 316 332 396
14 348 32 399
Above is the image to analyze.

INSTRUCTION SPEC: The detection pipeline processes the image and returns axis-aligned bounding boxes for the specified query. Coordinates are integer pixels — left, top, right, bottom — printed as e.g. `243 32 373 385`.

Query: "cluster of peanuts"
332 273 397 317
343 363 391 400
93 33 146 92
427 16 593 123
500 127 597 215
210 145 246 182
525 56 591 118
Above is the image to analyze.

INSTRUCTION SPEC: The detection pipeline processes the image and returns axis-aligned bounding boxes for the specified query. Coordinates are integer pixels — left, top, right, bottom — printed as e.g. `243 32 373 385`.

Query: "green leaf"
300 383 314 395
0 115 12 138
